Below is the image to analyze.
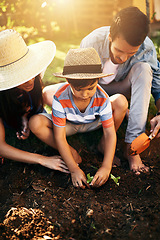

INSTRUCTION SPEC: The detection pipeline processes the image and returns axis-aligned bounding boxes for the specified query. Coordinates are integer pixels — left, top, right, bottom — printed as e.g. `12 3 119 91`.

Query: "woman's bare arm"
0 118 69 173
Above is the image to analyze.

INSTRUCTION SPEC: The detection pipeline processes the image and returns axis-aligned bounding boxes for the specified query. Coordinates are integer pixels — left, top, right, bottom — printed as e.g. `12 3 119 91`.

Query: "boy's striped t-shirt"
52 82 113 128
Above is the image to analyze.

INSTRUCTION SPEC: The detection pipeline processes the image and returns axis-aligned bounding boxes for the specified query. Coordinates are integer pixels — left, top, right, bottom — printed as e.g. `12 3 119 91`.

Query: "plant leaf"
87 173 94 183
110 173 120 186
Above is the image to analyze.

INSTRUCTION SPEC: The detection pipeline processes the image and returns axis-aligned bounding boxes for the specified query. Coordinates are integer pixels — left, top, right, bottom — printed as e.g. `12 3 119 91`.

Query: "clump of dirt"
0 207 59 240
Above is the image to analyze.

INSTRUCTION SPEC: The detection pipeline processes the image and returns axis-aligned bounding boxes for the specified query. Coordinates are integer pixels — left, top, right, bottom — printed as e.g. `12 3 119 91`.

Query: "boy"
30 47 128 188
52 47 118 188
80 6 160 174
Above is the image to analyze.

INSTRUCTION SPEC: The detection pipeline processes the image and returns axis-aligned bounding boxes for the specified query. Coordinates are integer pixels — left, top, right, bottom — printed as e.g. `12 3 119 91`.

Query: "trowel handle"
149 133 155 140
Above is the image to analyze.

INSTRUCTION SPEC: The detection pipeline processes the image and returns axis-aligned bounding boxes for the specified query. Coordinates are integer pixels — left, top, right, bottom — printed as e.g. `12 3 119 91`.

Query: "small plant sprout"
91 222 96 229
87 169 120 186
110 174 120 186
87 173 94 184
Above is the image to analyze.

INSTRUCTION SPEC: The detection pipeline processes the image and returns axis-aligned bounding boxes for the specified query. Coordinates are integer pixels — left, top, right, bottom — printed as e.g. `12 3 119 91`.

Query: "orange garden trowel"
129 133 155 156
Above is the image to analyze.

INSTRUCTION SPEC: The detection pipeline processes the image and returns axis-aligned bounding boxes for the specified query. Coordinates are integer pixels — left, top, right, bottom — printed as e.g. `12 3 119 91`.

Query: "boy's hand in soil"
90 166 110 187
71 167 89 189
53 126 89 189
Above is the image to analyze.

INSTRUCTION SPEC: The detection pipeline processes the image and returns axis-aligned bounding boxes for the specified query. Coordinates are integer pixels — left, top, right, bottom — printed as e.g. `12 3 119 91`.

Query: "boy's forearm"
55 136 80 172
53 125 80 172
102 129 116 171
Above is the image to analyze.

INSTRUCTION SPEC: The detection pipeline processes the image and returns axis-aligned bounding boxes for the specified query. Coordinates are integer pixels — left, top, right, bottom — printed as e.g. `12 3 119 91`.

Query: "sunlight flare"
41 1 47 8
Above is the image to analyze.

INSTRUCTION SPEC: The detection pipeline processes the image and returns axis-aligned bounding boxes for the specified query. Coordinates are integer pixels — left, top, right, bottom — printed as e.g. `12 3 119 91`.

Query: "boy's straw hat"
0 29 56 91
54 47 113 79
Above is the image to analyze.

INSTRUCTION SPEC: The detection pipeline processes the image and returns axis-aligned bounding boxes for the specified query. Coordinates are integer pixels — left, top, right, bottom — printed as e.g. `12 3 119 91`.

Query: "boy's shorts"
39 112 102 136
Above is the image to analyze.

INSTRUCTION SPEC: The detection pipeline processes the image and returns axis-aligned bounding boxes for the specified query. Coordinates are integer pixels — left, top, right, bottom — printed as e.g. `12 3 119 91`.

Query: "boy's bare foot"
124 143 149 175
125 108 130 120
97 143 120 167
70 146 82 164
0 156 4 165
112 155 121 167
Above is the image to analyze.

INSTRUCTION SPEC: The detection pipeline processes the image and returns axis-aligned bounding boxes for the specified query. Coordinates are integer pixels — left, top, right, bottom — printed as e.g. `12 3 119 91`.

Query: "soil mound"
0 207 59 240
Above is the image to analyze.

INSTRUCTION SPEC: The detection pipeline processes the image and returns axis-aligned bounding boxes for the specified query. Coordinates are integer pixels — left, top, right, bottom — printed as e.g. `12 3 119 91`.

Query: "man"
80 6 160 174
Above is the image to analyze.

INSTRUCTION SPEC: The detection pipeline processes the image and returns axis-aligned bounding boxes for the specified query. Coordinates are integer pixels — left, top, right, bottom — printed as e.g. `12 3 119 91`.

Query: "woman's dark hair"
67 78 99 88
0 74 43 130
110 6 150 46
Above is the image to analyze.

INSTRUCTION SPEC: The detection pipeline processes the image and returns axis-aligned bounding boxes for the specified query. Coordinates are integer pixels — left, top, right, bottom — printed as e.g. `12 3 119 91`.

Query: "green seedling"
110 174 120 186
90 166 120 186
87 171 120 186
91 222 96 229
87 173 94 184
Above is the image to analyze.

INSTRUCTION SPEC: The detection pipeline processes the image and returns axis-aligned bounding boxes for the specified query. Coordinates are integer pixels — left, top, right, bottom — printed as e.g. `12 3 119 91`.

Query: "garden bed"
0 127 160 240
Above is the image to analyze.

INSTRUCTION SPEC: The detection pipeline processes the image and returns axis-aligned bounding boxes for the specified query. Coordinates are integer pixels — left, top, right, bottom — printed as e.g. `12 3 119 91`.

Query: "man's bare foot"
127 154 149 175
125 143 149 175
112 155 121 167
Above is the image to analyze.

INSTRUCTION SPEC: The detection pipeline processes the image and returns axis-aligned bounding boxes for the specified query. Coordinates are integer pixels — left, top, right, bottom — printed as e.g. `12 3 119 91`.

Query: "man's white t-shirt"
100 58 119 84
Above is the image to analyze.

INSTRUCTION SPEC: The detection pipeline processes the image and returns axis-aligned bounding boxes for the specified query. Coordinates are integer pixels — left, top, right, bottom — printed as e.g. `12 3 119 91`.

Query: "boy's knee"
118 94 128 111
111 94 128 113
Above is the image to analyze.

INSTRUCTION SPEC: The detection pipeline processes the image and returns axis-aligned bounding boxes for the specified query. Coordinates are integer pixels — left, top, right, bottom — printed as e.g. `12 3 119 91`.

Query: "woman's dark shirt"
0 78 43 130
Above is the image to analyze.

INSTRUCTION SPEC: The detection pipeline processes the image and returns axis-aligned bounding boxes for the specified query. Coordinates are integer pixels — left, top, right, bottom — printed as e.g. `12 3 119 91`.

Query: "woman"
0 29 68 173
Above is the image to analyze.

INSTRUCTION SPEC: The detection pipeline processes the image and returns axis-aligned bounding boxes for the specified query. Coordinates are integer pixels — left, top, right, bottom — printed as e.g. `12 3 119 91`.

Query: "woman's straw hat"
0 29 56 91
54 47 113 79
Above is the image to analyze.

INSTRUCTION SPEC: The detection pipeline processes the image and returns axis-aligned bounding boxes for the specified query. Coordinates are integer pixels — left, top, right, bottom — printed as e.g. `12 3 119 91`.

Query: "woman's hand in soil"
71 168 89 189
90 166 110 187
16 115 30 140
40 155 70 173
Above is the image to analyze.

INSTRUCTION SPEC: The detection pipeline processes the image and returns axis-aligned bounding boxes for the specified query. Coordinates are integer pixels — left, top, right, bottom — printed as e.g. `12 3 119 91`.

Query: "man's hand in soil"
90 166 110 187
71 167 89 189
150 114 160 138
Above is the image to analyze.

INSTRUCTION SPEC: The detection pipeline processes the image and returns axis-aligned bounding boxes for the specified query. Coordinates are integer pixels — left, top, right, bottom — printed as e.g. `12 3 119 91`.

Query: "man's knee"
132 61 151 70
131 62 152 86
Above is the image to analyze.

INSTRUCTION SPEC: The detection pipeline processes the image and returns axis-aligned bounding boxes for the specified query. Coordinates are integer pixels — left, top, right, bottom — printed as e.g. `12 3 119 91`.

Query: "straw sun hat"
0 29 56 91
54 47 113 79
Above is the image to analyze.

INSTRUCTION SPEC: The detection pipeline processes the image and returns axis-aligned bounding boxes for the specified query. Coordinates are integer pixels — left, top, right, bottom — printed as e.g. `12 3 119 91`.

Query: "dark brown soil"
0 127 160 240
